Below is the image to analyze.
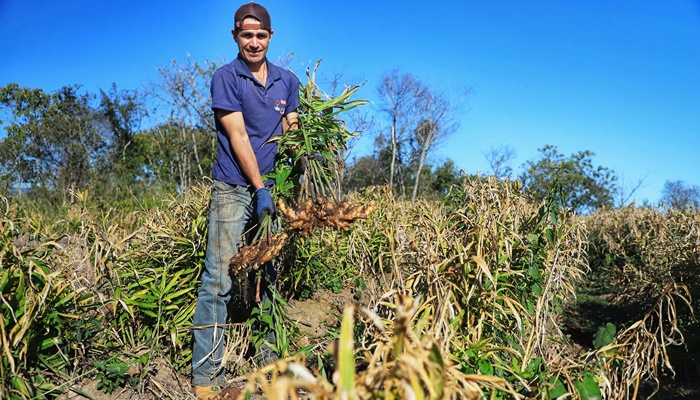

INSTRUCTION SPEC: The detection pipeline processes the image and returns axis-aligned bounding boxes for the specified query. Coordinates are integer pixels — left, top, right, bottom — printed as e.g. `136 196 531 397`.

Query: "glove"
255 187 275 221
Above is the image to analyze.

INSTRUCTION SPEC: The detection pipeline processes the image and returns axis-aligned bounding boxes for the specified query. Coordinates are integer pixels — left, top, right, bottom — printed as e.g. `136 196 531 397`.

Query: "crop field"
2 176 699 399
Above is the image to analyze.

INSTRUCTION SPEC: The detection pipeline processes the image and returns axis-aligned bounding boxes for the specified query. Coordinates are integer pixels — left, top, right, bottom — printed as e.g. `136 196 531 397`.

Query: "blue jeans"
192 180 277 386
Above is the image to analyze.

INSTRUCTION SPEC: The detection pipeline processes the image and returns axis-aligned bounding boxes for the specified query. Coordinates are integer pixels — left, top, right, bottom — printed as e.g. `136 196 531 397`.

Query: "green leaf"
545 228 555 244
528 264 542 281
261 314 273 326
526 233 539 244
550 210 559 226
532 282 543 296
478 359 494 375
162 287 194 302
548 377 567 398
574 373 602 400
124 299 158 309
593 322 616 349
353 277 367 291
522 357 542 379
40 337 57 351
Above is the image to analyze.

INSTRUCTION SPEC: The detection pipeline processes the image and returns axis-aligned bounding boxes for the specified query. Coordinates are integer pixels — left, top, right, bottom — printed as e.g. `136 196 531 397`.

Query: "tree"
0 84 107 201
408 86 467 200
147 56 220 190
520 145 617 214
484 144 516 179
430 159 464 196
660 180 700 210
98 84 146 193
344 155 387 191
344 153 464 199
614 174 646 208
0 84 47 190
377 69 426 196
134 122 214 193
376 70 468 199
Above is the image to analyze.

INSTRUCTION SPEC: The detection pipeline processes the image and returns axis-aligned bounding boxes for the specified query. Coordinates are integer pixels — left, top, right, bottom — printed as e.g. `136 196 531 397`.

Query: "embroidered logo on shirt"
274 100 287 114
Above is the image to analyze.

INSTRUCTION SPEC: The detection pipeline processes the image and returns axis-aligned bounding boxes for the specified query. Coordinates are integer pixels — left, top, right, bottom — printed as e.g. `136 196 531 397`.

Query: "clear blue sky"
2 0 699 204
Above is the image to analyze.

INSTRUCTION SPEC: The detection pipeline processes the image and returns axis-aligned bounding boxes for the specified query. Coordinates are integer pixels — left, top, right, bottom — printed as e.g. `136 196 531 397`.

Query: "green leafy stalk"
270 60 367 203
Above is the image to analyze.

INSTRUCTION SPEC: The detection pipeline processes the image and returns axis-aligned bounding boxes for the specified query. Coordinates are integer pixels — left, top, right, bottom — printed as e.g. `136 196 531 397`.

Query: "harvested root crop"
229 232 288 275
277 198 377 236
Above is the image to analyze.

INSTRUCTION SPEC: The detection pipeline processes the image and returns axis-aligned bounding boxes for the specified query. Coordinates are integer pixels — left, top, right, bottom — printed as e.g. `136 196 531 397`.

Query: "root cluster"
277 198 377 236
229 232 288 275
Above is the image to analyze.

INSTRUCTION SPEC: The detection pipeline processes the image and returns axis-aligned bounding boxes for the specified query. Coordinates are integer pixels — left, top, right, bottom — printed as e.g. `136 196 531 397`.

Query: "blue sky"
1 0 699 204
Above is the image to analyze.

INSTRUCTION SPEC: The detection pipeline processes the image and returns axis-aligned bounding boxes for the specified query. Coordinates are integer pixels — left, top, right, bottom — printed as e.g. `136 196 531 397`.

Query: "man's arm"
283 111 299 134
215 109 265 190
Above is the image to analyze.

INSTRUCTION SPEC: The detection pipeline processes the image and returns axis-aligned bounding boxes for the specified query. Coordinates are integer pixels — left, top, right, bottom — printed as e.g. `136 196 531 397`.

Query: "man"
192 2 299 398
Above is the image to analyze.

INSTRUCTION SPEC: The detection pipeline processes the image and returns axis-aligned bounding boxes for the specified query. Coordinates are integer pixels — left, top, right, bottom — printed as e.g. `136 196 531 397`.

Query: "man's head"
234 2 271 33
232 2 273 66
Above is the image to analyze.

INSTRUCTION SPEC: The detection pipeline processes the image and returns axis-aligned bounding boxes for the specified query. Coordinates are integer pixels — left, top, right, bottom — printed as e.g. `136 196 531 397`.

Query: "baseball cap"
235 2 272 31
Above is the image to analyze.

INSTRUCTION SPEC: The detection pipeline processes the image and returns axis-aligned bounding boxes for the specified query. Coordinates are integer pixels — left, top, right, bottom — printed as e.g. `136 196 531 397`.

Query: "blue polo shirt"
210 54 300 187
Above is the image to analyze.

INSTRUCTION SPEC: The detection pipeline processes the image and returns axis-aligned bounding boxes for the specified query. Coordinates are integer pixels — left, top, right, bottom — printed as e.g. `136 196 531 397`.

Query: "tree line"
0 57 218 209
1 56 698 214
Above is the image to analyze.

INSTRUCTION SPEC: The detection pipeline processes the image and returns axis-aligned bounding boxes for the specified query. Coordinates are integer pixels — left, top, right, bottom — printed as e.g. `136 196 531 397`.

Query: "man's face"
233 17 273 65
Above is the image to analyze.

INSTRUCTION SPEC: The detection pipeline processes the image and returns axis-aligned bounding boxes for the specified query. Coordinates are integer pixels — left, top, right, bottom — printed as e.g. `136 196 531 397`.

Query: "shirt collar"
234 54 281 86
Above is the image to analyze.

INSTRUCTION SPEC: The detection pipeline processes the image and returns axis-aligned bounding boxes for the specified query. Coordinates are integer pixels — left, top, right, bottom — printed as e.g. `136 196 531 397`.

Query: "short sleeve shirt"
210 54 300 186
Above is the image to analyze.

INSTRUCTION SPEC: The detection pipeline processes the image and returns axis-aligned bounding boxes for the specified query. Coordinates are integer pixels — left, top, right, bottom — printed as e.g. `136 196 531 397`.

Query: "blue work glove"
255 187 275 221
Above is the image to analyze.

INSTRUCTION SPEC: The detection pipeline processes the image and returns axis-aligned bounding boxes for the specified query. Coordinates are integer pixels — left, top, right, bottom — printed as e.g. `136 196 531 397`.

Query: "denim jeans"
192 180 277 386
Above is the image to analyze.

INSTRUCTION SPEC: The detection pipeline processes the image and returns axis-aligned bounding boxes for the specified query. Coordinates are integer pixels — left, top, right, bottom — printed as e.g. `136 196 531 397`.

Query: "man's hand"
255 187 275 221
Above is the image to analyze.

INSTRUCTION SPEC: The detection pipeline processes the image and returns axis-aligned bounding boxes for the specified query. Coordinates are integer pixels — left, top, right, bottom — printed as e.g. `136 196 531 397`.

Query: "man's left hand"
255 187 275 221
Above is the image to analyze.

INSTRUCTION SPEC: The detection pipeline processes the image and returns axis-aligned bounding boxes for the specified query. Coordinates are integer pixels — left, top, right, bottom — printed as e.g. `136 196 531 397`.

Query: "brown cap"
235 2 271 31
